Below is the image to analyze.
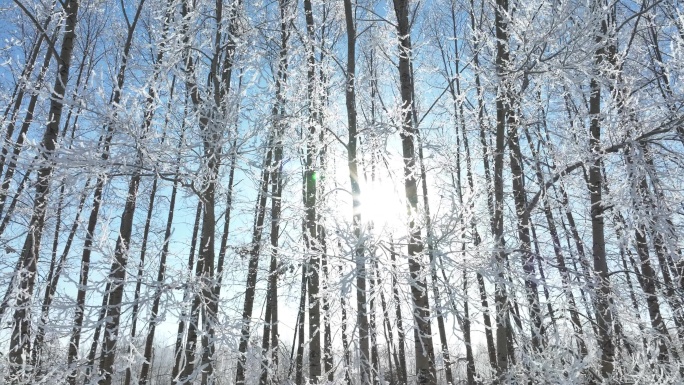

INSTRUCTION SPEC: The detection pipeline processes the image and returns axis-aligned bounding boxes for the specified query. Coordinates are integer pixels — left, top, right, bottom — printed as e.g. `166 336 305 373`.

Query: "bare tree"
7 0 79 381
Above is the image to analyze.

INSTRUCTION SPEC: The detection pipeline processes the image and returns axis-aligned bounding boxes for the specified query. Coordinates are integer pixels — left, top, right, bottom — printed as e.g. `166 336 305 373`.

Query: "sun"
358 178 406 231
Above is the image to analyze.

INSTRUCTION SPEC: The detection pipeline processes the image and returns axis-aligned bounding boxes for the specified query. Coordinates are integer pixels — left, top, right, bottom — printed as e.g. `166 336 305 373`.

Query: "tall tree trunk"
343 1 371 384
492 0 512 375
123 170 157 385
139 130 185 385
391 2 436 385
65 2 147 381
507 109 545 353
457 4 499 365
32 177 91 372
390 240 408 385
171 200 202 385
176 0 240 381
588 2 615 377
375 259 398 384
340 263 352 385
23 79 85 364
441 3 484 378
417 128 454 385
292 262 307 385
7 0 79 381
302 0 322 383
125 73 178 385
0 8 52 157
96 6 155 382
316 9 333 379
260 2 289 383
523 127 588 357
235 138 274 385
0 21 60 218
98 169 143 384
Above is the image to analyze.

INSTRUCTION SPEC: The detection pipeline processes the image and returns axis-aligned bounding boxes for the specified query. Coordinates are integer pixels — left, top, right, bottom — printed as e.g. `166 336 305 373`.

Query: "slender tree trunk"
171 200 202 385
390 239 408 385
316 9 334 379
375 258 398 384
177 1 240 381
340 263 352 385
634 221 672 362
457 102 497 375
28 78 86 365
293 263 307 385
235 138 274 385
391 2 436 384
260 3 289 383
492 0 512 376
96 8 154 382
416 128 454 385
302 1 322 383
126 75 178 385
123 177 157 385
139 132 184 385
98 168 143 384
508 112 545 352
524 128 588 357
343 1 371 384
368 255 380 385
7 1 79 381
441 4 483 379
0 18 62 219
452 24 498 366
0 9 52 152
32 177 91 372
588 3 615 377
65 2 146 381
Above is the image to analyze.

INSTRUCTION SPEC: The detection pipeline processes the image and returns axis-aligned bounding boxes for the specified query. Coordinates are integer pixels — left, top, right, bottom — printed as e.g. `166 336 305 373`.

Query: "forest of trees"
0 0 683 384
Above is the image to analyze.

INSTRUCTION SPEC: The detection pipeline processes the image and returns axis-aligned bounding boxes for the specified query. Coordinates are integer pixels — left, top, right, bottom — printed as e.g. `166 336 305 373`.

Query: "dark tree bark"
176 1 240 381
390 240 408 385
0 9 52 160
125 72 178 385
588 2 615 377
523 126 587 357
235 136 274 385
507 108 545 353
343 1 371 384
98 171 143 384
460 1 499 369
0 19 59 219
339 262 352 385
302 0 322 383
65 2 146 381
170 200 202 385
493 0 512 376
390 2 437 384
260 2 290 384
32 177 91 373
417 128 454 385
139 131 184 385
7 0 79 381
